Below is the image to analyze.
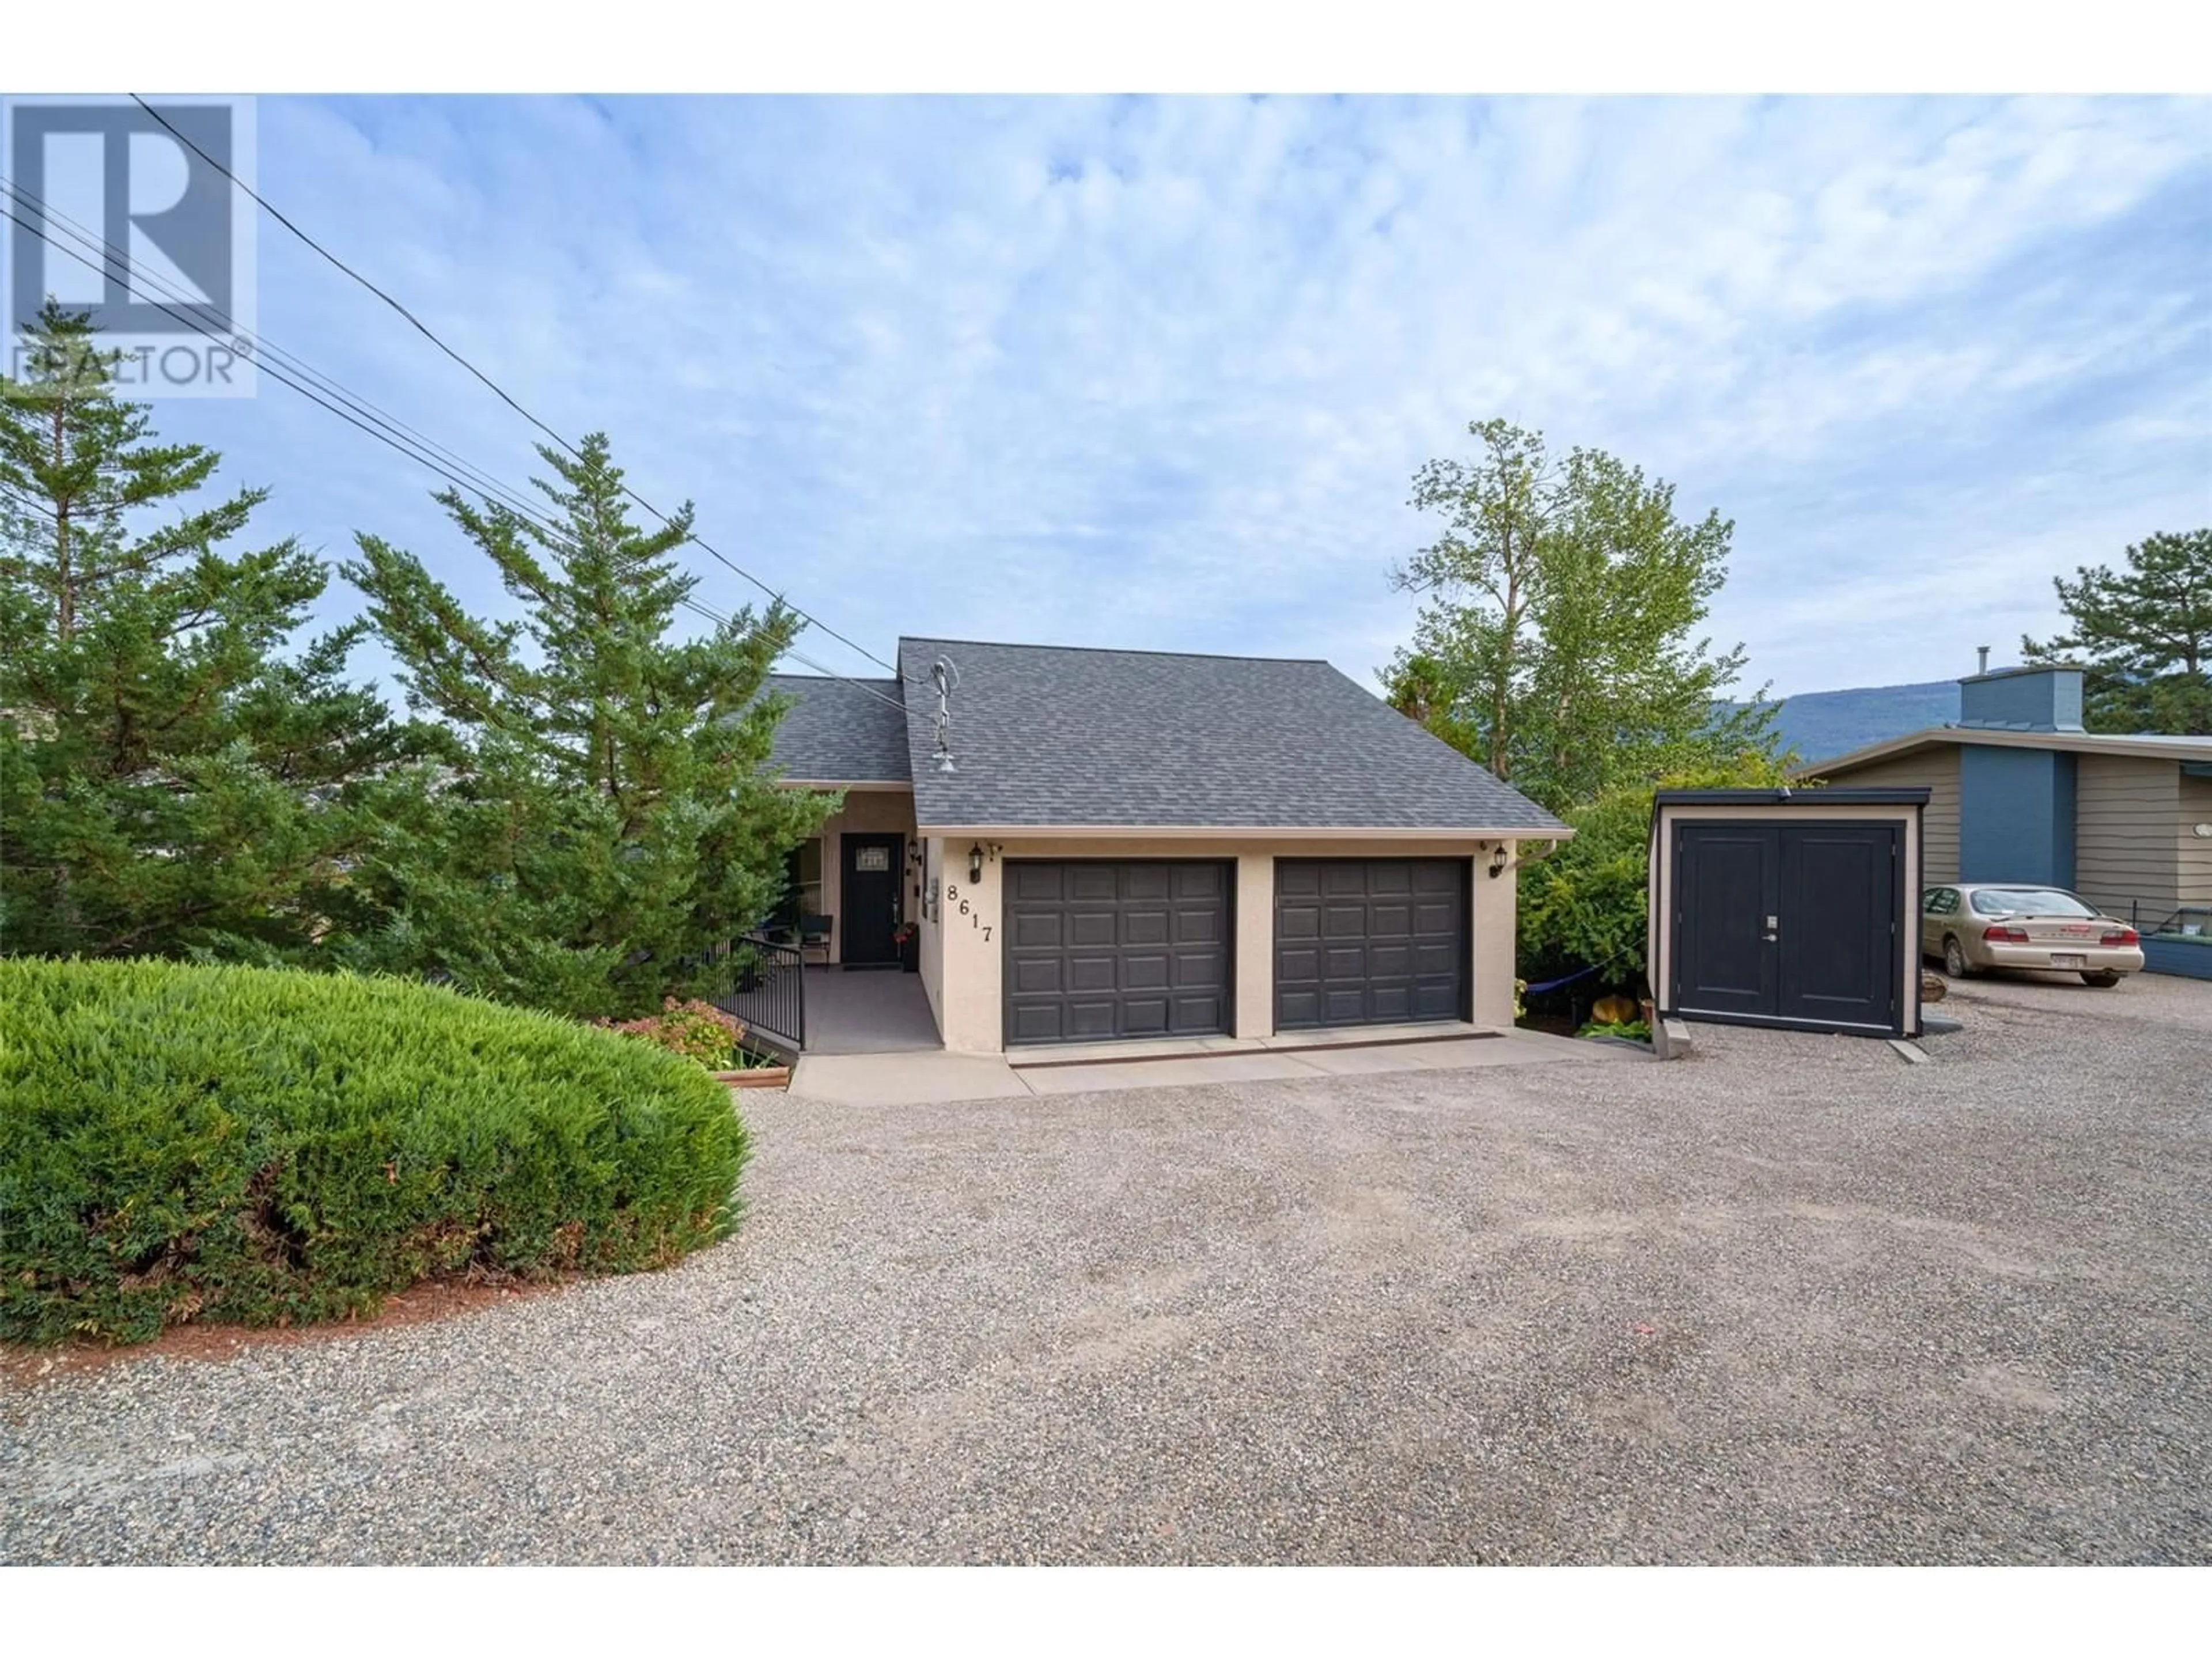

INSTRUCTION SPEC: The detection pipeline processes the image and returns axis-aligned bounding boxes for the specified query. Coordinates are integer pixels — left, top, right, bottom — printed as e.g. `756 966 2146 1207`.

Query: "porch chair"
798 913 833 966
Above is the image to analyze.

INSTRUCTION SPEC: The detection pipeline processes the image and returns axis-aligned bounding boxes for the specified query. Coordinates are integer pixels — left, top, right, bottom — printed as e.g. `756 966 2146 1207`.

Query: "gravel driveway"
5 973 2208 1564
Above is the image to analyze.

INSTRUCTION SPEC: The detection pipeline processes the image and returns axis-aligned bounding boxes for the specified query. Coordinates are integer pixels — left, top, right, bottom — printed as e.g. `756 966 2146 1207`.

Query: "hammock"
1522 963 1604 998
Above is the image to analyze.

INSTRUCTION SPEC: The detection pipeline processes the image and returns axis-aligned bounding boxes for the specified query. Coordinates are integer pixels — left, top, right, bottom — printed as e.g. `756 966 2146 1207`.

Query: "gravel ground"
5 972 2208 1564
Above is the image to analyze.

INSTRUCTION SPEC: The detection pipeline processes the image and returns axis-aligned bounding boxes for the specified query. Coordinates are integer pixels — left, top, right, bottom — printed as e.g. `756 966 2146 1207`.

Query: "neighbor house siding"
2074 753 2182 922
2177 772 2212 907
1816 747 1959 884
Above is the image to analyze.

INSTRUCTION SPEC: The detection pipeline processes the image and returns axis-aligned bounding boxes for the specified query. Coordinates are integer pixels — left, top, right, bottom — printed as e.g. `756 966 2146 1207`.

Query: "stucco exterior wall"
929 835 1516 1054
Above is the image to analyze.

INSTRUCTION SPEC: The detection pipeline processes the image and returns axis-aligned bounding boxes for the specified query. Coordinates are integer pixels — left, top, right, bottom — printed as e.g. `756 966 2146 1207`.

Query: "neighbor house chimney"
1959 661 2085 733
1976 645 1990 675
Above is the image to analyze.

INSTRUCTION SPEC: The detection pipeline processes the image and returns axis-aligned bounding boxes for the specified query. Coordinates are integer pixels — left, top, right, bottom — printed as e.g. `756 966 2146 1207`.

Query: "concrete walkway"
787 1025 1634 1105
801 968 942 1056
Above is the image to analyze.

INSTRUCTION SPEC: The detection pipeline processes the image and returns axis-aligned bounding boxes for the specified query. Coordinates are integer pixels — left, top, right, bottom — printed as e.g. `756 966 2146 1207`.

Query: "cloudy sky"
124 96 2212 698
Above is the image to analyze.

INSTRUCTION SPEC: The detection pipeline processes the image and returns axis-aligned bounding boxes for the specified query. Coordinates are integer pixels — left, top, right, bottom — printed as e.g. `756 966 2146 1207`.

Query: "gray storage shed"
1650 787 1930 1039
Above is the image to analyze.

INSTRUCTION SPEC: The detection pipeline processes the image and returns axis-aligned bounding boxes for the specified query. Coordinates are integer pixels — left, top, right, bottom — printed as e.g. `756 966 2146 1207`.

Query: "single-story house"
1799 662 2212 971
763 637 1567 1054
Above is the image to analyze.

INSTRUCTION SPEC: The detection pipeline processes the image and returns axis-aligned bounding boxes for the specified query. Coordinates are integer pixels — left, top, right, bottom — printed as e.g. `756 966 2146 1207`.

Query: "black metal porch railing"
708 933 806 1054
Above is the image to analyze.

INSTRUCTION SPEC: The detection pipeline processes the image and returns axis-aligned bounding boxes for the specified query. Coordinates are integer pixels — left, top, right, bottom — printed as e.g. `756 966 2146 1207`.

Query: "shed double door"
1672 821 1900 1031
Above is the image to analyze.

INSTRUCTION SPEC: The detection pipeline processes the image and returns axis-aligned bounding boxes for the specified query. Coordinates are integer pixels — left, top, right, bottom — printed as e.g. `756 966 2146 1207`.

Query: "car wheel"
1942 935 1974 978
2080 970 2122 988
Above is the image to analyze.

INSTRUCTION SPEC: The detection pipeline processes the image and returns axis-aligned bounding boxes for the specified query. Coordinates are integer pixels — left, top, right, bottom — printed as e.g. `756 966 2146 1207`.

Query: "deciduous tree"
1386 418 1779 815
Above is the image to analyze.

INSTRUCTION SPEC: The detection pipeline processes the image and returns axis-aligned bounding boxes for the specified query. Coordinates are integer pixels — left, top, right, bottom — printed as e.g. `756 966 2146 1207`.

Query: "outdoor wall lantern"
1487 843 1510 879
969 842 986 883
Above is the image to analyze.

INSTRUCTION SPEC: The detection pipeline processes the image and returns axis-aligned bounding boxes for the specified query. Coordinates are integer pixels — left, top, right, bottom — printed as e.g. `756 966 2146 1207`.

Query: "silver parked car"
1922 884 2145 987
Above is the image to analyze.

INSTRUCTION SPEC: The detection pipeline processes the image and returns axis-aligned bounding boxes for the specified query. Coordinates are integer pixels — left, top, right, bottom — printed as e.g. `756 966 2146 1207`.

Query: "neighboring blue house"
1800 664 2212 978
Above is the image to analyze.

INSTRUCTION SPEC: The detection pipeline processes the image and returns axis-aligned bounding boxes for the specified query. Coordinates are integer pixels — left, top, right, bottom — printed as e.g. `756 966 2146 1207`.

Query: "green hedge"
0 959 748 1344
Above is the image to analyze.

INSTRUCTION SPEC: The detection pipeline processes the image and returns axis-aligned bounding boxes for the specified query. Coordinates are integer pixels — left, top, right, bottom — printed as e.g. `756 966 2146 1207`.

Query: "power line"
128 93 916 688
2 194 914 722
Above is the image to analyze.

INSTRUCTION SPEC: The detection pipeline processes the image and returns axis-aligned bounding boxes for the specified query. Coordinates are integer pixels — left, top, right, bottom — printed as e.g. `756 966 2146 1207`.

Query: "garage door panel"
1411 941 1457 976
1068 865 1118 902
1323 864 1368 896
1368 903 1412 937
1177 949 1227 988
1371 986 1413 1022
1067 955 1116 993
1124 866 1172 902
1012 957 1064 995
1010 864 1064 903
1065 1000 1118 1039
1123 908 1169 946
1005 860 1234 1046
1323 988 1367 1022
1367 942 1413 977
1275 858 1468 1031
1322 905 1368 937
1120 997 1171 1035
1173 906 1222 945
1009 1003 1065 1044
1122 952 1171 991
1411 983 1458 1019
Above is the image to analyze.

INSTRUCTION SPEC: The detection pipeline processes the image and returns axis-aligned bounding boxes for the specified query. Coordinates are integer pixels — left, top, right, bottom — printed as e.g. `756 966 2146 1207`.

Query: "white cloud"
145 94 2209 702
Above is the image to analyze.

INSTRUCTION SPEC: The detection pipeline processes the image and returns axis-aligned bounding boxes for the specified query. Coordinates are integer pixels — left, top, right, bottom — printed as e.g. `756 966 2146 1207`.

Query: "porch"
719 948 942 1058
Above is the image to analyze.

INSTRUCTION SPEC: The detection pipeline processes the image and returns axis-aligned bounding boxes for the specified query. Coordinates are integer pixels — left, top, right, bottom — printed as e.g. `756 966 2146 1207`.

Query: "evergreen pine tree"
339 433 835 1017
2022 530 2211 734
0 302 405 959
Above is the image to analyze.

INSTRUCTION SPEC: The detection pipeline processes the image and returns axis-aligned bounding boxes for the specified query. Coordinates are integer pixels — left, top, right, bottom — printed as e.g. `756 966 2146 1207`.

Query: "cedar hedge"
0 959 748 1344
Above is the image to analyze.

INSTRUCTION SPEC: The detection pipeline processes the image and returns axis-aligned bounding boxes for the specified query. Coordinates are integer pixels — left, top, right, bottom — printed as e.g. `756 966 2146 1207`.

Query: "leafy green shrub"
596 998 745 1070
1577 1019 1652 1042
1519 755 1792 990
0 959 748 1345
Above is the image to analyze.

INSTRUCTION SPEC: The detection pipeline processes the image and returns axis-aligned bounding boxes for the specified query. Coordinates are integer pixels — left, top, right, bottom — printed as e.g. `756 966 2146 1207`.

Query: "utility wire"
2 194 914 722
128 93 918 688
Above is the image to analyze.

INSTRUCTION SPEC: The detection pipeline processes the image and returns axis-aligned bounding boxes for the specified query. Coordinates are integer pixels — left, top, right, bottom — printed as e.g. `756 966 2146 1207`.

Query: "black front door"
1673 821 1900 1032
840 833 902 968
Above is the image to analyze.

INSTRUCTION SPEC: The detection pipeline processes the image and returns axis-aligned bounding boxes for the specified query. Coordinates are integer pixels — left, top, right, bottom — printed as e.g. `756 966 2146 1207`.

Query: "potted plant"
893 921 920 972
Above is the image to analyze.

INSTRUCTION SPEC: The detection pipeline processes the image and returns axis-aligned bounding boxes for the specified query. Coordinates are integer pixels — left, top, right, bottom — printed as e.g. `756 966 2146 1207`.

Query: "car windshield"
1969 888 2096 918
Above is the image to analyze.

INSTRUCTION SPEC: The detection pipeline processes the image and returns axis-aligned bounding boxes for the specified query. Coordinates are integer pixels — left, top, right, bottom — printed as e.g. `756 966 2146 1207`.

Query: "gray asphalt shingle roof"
763 674 909 783
895 637 1567 834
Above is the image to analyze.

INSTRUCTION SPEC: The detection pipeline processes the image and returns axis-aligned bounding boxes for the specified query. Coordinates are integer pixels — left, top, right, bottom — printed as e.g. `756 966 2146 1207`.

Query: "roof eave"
911 821 1570 842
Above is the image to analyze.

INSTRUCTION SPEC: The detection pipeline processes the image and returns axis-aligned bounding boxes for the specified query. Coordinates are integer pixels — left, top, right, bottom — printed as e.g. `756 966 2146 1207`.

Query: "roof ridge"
897 635 1329 666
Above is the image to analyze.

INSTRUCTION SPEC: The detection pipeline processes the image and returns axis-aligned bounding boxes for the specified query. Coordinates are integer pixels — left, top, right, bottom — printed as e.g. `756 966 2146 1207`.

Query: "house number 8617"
944 884 990 941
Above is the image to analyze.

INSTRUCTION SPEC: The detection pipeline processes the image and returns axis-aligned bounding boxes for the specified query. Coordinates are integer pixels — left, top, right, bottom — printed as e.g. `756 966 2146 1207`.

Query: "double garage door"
1002 857 1469 1046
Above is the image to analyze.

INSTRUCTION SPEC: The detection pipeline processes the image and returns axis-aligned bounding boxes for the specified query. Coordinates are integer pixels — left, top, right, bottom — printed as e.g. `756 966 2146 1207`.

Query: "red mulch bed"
0 1275 569 1390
